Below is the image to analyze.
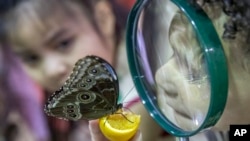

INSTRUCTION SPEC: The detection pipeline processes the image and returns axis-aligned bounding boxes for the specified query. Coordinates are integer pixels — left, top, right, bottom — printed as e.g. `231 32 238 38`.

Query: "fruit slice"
99 110 141 141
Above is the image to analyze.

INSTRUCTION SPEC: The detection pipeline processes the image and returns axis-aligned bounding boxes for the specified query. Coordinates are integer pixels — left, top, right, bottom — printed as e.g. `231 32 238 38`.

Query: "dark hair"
189 0 250 42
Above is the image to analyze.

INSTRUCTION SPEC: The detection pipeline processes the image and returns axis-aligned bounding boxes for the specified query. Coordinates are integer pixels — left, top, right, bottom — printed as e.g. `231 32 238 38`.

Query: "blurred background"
0 1 136 141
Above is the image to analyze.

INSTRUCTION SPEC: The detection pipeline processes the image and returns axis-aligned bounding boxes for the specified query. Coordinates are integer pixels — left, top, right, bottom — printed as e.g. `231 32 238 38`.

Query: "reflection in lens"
135 0 210 131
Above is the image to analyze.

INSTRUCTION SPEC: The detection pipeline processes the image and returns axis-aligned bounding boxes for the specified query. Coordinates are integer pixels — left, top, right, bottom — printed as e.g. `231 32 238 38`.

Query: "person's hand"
89 120 142 141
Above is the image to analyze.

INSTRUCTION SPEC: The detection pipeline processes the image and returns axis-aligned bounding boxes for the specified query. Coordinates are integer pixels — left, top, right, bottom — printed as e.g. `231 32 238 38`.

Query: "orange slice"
99 110 141 141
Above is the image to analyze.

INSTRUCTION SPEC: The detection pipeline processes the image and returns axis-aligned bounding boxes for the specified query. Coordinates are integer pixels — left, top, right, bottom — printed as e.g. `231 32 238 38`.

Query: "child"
1 0 166 140
90 0 250 140
155 0 250 133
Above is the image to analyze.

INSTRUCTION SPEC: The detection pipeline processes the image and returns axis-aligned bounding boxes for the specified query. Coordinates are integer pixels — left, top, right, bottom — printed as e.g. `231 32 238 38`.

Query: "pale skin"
8 1 162 141
12 0 250 140
11 2 115 93
155 57 210 131
93 1 250 140
117 0 250 140
154 2 250 133
155 47 250 133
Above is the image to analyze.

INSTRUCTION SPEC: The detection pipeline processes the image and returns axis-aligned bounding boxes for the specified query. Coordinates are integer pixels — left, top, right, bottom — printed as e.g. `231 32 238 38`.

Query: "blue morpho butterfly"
44 55 123 121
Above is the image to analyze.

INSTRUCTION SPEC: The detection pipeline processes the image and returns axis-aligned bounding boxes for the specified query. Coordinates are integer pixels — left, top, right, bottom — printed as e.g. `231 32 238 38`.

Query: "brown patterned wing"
44 55 122 120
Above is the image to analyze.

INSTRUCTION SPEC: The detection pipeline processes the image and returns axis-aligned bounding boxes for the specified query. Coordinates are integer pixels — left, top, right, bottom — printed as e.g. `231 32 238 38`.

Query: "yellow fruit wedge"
99 110 141 141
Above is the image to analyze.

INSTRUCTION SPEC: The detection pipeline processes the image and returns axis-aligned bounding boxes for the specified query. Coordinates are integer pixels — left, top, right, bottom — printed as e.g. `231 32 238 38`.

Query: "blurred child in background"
1 0 167 141
90 0 250 141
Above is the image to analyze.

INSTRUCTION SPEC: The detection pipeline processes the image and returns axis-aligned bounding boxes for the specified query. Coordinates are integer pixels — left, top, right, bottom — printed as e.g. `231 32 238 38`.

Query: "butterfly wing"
44 55 120 120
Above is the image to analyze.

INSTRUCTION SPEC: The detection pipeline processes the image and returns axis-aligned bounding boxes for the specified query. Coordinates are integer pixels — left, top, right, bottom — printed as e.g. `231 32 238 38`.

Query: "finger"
89 120 108 141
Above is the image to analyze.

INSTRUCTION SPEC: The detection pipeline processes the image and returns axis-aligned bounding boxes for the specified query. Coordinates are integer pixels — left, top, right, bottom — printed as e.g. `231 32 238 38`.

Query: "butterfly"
44 55 122 121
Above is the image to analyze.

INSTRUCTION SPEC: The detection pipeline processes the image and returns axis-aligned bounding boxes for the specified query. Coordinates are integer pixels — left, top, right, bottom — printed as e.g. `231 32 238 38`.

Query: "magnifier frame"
126 0 228 137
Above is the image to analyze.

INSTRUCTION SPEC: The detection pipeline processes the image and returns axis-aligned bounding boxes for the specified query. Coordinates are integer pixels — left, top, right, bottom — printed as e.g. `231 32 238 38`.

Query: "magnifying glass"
126 0 228 138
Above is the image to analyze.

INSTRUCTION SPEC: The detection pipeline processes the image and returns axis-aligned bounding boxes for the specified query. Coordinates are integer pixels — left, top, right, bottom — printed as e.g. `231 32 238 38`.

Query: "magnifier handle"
176 137 190 141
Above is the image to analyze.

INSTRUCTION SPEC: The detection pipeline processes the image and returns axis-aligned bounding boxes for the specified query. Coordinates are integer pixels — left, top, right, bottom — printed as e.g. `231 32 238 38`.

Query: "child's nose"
43 58 68 80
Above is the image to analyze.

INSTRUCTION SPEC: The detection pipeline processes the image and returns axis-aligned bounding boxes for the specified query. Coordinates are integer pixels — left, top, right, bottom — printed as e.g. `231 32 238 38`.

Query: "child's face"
155 56 250 131
137 0 250 131
153 12 250 132
10 7 115 93
155 57 210 131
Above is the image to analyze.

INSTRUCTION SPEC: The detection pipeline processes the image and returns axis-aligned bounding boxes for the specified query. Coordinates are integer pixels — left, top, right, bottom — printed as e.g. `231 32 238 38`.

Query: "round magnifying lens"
126 0 228 137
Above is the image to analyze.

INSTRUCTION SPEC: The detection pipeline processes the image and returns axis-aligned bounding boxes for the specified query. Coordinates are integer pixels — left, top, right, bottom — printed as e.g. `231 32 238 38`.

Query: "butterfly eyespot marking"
77 92 96 104
81 84 86 87
69 114 77 118
91 69 97 73
66 104 75 109
86 78 92 82
83 76 96 84
67 109 74 113
81 94 90 100
77 82 91 89
88 66 101 75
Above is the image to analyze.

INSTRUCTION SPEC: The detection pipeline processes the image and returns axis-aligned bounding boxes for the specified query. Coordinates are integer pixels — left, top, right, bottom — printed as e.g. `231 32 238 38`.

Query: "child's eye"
56 37 74 51
21 54 40 66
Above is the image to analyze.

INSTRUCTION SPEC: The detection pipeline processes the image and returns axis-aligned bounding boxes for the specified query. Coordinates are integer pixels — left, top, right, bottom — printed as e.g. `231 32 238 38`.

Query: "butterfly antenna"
120 85 135 103
118 75 144 123
120 75 144 103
